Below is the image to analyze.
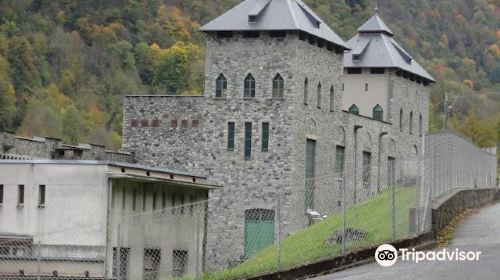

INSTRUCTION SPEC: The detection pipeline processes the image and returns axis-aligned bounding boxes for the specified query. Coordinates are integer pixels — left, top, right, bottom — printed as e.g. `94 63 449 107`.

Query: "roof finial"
374 1 379 14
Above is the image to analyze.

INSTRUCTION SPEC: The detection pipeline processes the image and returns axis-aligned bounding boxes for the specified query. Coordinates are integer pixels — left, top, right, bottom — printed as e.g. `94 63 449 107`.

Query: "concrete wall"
431 188 500 236
0 163 109 248
106 179 208 279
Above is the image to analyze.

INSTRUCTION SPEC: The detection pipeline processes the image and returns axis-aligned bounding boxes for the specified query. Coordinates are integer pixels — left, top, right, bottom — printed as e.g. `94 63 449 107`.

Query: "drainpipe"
353 125 363 202
377 132 389 193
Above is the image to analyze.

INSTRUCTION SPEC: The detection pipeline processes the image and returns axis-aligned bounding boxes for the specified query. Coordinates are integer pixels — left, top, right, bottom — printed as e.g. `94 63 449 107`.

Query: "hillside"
0 0 498 149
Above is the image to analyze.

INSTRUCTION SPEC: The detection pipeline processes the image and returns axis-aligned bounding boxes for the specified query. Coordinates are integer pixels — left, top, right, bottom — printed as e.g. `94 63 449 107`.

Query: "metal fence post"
275 193 281 270
117 224 122 280
195 209 201 279
391 177 396 241
37 241 41 280
341 177 346 254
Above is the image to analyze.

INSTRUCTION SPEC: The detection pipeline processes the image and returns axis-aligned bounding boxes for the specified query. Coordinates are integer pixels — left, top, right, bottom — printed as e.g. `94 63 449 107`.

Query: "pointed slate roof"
200 0 349 50
344 12 435 82
357 12 394 36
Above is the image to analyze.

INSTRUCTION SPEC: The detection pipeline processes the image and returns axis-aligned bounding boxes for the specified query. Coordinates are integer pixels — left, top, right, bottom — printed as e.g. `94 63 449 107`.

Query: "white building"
0 160 219 279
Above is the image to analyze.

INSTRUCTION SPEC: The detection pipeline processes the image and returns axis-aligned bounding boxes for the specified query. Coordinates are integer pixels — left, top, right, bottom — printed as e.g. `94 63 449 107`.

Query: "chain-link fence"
0 132 496 279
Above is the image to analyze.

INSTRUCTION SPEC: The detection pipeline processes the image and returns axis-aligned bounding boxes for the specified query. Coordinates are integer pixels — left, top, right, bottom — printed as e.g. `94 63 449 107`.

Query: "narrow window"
152 191 157 210
227 122 235 151
122 188 126 210
180 195 185 215
38 185 46 207
305 139 316 210
347 68 362 74
335 146 345 176
18 185 24 206
362 152 372 188
144 249 161 279
409 111 414 133
171 120 177 128
141 119 149 127
399 108 404 130
371 68 385 74
349 104 360 115
132 189 137 211
262 122 270 152
329 86 334 112
171 194 176 215
172 250 188 277
365 83 369 92
419 114 423 135
272 74 284 99
373 105 384 121
244 122 252 160
215 74 227 98
181 120 188 128
0 185 3 205
189 196 195 216
303 78 309 105
317 83 322 108
162 192 167 209
244 74 256 98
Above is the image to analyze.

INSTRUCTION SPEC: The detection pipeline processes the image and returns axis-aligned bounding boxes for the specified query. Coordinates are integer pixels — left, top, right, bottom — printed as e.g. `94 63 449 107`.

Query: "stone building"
122 0 434 270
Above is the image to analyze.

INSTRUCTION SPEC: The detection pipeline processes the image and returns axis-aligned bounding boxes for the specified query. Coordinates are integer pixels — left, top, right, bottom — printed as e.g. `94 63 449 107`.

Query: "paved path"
313 202 500 280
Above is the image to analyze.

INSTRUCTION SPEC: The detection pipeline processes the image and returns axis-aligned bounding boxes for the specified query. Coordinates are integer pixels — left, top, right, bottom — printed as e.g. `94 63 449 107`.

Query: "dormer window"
349 104 360 115
215 74 227 98
244 74 256 98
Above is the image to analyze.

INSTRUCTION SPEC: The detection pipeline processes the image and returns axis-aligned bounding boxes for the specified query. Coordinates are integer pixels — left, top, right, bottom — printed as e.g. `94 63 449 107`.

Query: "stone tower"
123 0 349 269
342 10 434 134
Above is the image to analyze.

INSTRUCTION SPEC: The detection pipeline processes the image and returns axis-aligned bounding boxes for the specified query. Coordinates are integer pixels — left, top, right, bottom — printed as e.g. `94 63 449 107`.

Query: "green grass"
188 187 417 280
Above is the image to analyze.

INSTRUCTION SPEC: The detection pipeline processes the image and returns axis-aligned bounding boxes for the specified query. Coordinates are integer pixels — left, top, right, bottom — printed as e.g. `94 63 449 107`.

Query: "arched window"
244 74 255 98
215 74 227 98
399 108 404 130
272 74 284 99
317 82 322 108
373 105 383 121
349 104 360 115
329 86 334 112
419 114 423 135
409 111 414 133
304 78 309 105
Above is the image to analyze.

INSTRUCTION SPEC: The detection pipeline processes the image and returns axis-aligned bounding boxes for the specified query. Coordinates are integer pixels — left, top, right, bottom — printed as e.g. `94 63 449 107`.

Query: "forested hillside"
0 0 498 150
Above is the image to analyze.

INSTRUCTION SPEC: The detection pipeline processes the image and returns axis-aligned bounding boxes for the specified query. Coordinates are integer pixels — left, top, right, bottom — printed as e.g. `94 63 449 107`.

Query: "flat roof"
0 160 208 179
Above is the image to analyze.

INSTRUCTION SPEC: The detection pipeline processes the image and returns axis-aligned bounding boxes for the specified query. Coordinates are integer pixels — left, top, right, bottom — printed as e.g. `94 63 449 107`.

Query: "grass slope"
192 187 417 280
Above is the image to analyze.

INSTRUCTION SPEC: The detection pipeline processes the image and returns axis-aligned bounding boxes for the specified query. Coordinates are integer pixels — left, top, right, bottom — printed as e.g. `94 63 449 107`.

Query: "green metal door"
244 209 275 258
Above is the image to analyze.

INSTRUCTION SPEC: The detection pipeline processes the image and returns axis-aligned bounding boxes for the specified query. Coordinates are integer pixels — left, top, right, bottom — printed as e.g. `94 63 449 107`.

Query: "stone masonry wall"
122 32 431 270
